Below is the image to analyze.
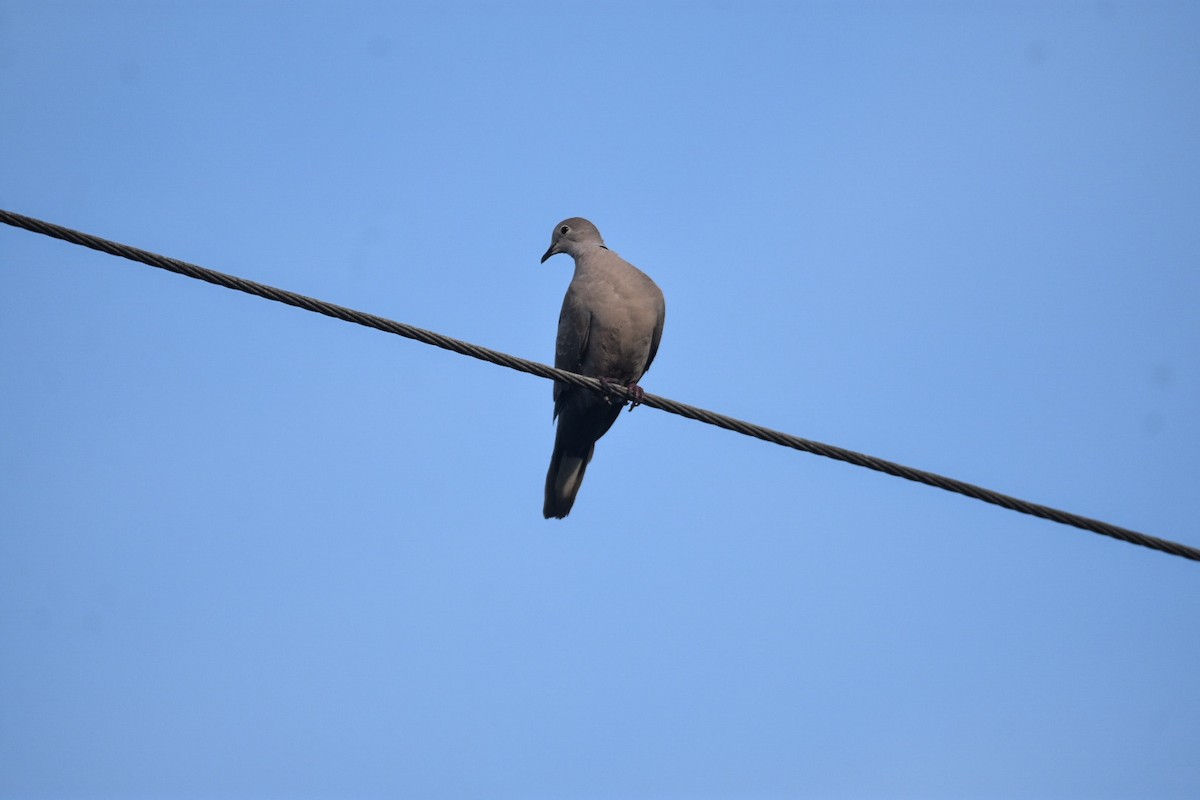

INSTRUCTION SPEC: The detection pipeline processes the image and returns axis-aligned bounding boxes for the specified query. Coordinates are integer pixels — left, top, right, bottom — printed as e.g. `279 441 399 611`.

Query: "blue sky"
2 1 1198 797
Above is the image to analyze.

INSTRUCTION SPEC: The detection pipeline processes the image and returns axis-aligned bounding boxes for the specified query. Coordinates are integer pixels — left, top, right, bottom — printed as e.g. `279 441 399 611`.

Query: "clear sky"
2 1 1198 798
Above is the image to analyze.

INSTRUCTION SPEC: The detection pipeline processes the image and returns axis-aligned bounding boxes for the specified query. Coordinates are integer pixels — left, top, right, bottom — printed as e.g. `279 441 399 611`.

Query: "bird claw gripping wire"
599 377 644 411
625 382 645 411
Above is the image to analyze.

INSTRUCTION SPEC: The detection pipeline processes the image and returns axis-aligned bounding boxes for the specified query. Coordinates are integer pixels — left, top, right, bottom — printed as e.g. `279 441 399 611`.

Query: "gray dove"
540 218 666 519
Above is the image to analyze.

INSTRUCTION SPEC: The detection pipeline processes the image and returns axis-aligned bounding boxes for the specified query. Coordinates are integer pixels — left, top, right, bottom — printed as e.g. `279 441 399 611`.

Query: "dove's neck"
567 242 608 260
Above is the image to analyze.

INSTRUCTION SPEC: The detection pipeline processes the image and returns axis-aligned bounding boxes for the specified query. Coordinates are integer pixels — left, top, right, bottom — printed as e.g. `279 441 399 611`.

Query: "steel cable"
3 208 1195 562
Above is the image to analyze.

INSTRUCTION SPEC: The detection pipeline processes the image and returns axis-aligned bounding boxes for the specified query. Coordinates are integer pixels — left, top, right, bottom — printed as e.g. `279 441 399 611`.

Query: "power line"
2 207 1196 563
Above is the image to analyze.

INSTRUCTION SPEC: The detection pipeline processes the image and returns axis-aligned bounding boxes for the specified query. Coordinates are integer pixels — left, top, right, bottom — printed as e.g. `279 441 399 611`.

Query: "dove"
540 218 666 519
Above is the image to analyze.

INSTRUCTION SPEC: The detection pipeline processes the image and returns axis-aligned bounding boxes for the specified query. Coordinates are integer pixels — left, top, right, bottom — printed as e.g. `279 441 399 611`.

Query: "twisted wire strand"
3 208 1196 562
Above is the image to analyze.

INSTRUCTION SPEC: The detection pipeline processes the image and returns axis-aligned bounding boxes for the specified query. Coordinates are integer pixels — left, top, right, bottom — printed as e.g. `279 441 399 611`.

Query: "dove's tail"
543 390 622 519
543 439 595 519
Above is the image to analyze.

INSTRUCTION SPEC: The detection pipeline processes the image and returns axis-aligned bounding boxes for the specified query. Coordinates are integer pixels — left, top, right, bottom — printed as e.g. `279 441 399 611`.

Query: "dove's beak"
540 245 557 264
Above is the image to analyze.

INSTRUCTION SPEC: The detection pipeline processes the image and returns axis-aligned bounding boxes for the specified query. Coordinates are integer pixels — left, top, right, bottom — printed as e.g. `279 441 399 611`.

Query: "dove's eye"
560 226 569 235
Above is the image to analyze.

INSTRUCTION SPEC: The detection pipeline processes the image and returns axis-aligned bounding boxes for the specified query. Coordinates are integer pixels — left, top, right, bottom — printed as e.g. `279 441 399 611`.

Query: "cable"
2 208 1196 562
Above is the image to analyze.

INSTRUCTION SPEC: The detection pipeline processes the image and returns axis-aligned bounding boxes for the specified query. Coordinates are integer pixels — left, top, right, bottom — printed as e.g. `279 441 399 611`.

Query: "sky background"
2 1 1198 798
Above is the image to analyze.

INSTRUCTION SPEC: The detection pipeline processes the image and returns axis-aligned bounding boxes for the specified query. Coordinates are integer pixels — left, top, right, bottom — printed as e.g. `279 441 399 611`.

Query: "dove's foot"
598 376 621 405
625 382 644 412
599 377 644 411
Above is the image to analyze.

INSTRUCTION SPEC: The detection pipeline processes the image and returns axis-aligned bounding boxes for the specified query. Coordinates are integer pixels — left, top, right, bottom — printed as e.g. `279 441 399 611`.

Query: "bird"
540 217 666 519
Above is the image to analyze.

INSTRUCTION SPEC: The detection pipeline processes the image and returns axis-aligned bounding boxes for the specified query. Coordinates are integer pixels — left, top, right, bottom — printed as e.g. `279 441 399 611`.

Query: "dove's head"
541 217 604 263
